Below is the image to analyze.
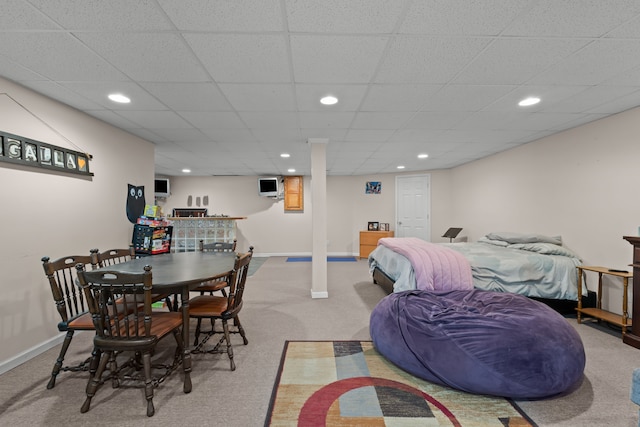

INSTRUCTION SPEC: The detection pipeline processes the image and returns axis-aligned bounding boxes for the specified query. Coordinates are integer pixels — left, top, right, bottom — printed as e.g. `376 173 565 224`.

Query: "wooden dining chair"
76 263 186 417
92 246 171 309
41 250 100 389
189 248 253 371
91 246 136 267
194 238 238 297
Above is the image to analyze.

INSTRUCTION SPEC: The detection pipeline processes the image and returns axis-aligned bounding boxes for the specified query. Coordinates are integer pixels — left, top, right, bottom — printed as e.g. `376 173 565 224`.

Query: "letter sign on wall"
0 131 92 176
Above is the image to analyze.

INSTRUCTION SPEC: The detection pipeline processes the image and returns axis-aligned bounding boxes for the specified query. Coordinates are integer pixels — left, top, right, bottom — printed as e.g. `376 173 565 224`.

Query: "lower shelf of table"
576 307 632 328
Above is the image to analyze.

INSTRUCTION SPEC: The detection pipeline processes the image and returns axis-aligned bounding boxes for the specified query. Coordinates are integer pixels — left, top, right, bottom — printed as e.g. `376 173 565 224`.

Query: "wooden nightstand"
359 230 394 259
576 265 632 335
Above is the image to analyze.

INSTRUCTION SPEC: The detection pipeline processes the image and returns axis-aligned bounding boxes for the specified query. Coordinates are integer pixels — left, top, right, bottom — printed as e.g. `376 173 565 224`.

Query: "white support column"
308 138 328 298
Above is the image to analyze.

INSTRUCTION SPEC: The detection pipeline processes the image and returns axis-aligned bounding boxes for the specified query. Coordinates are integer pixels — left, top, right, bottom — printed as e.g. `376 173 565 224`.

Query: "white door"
395 174 430 241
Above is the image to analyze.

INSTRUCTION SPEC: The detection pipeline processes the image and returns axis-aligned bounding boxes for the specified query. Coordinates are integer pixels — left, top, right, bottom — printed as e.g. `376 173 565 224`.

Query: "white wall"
451 106 640 315
0 77 155 369
159 170 454 257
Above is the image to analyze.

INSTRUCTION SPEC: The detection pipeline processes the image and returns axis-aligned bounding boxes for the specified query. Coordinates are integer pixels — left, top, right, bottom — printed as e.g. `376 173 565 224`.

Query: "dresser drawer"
359 231 394 258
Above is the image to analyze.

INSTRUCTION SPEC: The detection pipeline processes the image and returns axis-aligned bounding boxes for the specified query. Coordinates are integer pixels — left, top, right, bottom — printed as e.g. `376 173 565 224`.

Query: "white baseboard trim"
0 333 66 376
311 290 329 299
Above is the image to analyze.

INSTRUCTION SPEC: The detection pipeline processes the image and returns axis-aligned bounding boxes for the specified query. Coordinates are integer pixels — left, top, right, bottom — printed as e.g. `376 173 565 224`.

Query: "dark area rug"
265 340 537 426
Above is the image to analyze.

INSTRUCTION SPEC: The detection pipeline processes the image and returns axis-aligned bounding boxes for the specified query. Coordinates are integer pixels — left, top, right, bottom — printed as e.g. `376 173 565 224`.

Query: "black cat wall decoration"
126 184 145 223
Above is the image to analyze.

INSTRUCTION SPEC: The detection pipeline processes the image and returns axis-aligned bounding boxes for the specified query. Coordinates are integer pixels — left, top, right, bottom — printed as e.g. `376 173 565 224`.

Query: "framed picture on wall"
365 181 381 194
368 221 379 231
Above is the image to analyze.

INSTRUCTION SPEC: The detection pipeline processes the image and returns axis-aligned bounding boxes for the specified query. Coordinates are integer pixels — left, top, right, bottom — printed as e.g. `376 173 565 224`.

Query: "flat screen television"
258 177 279 197
154 178 170 198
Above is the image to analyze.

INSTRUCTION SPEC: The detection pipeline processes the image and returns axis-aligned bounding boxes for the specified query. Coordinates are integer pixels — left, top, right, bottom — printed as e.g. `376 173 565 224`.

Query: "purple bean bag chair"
370 289 585 399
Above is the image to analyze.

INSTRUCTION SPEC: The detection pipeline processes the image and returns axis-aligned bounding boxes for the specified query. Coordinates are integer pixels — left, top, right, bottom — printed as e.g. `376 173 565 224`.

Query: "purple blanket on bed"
378 237 473 291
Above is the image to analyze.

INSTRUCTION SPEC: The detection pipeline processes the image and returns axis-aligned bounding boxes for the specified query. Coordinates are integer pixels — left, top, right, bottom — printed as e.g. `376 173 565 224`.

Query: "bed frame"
372 266 596 315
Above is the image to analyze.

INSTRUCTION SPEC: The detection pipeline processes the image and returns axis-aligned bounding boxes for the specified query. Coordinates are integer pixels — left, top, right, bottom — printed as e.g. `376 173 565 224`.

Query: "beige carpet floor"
0 257 639 426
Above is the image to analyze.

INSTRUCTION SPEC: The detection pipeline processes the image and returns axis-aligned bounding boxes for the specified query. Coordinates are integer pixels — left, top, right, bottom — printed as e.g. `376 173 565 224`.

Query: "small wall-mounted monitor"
258 177 279 197
154 178 170 198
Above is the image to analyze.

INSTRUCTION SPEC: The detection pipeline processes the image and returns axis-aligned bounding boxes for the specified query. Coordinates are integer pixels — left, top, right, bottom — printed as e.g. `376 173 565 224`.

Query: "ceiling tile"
361 84 442 111
542 86 640 113
200 129 257 143
116 110 193 129
179 111 246 129
503 0 640 37
30 0 172 30
404 112 468 129
76 32 208 82
351 112 414 129
159 0 284 32
0 32 127 81
184 33 291 83
298 112 354 128
251 129 302 143
285 0 406 33
375 36 490 83
238 112 299 129
0 0 58 29
399 0 530 36
419 85 515 112
344 129 395 142
2 0 640 176
530 40 640 85
291 35 389 83
454 38 589 85
219 84 296 111
140 82 233 111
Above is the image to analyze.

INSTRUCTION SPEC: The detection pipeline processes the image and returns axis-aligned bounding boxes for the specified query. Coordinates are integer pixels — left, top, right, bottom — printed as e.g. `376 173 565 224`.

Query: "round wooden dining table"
90 250 237 393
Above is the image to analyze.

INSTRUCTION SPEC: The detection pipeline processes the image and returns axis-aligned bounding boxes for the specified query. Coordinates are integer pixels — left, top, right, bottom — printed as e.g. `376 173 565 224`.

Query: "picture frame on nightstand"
380 223 389 231
368 221 379 231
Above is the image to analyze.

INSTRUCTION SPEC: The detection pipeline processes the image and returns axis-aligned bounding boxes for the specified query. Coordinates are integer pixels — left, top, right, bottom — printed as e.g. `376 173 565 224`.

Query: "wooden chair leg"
109 351 119 388
81 351 109 413
47 330 74 389
88 347 101 379
234 315 248 345
194 318 203 346
222 320 235 371
142 351 155 417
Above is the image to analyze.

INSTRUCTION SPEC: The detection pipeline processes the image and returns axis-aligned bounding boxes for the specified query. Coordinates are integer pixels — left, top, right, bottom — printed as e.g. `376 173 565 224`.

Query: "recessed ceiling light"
108 93 131 103
417 153 429 159
288 168 296 173
320 95 338 105
280 153 290 158
397 165 405 169
518 96 540 107
182 168 191 173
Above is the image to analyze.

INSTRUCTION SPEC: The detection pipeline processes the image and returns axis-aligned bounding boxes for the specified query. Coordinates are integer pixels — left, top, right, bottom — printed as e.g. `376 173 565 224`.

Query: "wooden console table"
624 236 640 348
575 265 632 336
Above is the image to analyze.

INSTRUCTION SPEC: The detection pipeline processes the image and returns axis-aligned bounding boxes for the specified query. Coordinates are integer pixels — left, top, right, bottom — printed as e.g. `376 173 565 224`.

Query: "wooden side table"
576 265 632 335
359 230 394 259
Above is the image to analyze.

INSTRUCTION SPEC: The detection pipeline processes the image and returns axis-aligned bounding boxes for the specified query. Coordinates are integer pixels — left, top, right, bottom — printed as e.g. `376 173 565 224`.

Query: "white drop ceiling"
1 0 640 176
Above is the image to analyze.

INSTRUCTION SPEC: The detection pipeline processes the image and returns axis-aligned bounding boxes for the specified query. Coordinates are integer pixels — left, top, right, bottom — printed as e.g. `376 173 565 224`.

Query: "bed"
369 232 589 306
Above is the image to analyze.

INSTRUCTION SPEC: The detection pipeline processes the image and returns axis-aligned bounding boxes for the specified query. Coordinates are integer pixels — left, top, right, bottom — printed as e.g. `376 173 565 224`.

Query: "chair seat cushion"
64 312 95 331
189 295 228 317
196 280 228 292
370 289 585 399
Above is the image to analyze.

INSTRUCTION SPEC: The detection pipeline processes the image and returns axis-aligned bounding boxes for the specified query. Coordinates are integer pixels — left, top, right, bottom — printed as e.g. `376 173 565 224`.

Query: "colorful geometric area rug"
265 341 537 427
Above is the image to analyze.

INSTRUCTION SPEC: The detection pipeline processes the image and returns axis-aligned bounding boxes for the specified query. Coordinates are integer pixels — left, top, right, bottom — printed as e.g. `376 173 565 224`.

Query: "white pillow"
485 232 562 246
